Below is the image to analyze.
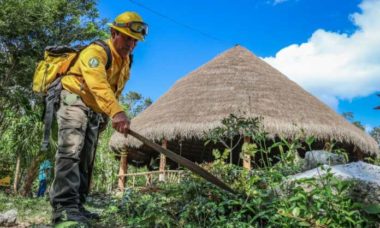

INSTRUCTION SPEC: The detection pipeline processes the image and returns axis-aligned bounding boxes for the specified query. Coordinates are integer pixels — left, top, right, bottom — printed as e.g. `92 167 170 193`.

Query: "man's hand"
112 111 130 134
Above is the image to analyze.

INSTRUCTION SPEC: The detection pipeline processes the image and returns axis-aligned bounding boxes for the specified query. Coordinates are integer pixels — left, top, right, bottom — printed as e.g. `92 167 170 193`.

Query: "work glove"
112 111 130 134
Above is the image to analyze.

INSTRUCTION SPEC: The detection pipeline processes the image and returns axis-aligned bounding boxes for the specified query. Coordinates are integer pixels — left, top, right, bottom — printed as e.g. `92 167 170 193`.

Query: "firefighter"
49 11 148 225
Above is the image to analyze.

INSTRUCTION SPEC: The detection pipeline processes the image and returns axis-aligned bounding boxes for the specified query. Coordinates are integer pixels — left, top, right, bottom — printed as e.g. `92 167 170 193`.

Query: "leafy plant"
110 115 379 227
205 114 261 164
105 159 379 227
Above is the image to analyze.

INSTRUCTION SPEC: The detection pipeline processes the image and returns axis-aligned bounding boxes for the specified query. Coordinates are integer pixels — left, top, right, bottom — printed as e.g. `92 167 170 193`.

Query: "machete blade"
128 129 236 194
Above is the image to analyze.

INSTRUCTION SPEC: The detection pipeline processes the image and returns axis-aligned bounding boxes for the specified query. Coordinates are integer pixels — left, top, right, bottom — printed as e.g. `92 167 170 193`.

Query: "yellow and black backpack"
32 40 112 94
35 40 112 151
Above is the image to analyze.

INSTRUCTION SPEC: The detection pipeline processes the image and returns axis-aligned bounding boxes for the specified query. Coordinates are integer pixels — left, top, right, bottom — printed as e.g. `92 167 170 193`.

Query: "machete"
128 129 236 194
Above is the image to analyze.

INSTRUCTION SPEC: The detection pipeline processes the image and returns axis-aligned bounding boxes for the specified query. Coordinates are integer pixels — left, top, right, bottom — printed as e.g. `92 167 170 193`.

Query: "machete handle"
127 129 236 194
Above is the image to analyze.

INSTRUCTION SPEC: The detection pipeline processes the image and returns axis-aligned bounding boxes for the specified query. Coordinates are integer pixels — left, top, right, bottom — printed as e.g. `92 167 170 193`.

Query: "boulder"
303 150 346 170
291 161 380 204
0 209 17 227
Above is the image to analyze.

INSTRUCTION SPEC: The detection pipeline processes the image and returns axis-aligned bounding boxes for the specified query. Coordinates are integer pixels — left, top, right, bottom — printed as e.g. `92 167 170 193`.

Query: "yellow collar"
107 39 123 65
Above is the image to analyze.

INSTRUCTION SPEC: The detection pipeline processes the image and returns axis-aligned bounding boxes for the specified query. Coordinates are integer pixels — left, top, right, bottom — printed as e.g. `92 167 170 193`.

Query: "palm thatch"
110 45 379 156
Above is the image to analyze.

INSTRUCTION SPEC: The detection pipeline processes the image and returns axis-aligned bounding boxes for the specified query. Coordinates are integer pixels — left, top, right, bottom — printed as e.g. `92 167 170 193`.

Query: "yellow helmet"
108 12 148 41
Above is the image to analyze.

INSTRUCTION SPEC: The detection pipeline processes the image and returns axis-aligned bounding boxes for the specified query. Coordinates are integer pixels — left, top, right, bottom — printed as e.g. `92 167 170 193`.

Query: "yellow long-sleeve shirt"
61 39 130 118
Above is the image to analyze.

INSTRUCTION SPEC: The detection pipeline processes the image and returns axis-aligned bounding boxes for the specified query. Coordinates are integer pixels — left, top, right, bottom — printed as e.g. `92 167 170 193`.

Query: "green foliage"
0 0 108 117
0 0 107 114
2 113 380 226
0 0 107 194
92 123 120 193
206 114 261 145
270 167 366 227
120 91 153 118
205 114 261 164
98 115 380 227
342 112 365 131
364 156 380 166
0 93 56 193
370 126 380 148
0 0 107 88
212 148 231 166
101 161 379 227
0 98 42 158
0 192 51 224
206 114 305 170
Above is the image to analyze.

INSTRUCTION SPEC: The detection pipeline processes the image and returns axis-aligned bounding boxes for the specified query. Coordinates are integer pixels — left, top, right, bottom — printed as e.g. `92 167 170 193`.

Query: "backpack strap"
93 40 113 70
41 78 62 151
93 40 134 70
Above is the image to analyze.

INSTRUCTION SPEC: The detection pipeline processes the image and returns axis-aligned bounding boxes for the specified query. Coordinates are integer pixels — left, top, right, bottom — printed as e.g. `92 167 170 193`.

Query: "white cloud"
263 0 380 110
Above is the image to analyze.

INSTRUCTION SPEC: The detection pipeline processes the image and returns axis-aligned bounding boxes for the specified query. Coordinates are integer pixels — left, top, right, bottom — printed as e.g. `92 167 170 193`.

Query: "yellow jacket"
61 39 130 118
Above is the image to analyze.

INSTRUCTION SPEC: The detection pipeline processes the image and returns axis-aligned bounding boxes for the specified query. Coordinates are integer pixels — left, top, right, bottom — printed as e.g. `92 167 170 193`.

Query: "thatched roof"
110 45 379 156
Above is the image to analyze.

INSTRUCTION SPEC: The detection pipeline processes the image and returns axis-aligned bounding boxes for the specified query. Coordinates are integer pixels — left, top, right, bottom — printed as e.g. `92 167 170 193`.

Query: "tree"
120 91 153 118
205 114 261 164
0 0 107 195
370 127 380 148
342 112 365 131
373 95 380 148
0 0 108 122
0 0 107 90
0 93 47 193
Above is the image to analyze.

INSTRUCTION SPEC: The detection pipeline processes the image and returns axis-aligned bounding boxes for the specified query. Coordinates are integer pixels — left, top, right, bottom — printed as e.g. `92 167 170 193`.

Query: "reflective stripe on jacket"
61 39 130 117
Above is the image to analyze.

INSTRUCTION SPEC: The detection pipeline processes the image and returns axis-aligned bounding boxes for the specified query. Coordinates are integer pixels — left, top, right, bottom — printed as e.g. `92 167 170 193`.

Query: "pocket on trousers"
58 127 85 158
57 105 87 157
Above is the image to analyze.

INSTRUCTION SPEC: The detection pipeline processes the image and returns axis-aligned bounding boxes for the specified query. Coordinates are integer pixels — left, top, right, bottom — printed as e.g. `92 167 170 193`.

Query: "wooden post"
147 173 152 186
243 136 252 170
13 154 21 193
178 172 182 183
159 139 167 181
145 175 149 186
118 153 128 192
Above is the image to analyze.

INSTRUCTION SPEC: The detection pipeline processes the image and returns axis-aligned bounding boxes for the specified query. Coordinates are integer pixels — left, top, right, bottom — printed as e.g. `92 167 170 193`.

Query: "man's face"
112 30 138 59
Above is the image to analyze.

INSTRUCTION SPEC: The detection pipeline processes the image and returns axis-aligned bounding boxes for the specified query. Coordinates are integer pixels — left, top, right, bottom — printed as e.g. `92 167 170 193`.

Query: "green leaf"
345 216 356 224
362 204 380 214
298 221 311 227
292 207 300 217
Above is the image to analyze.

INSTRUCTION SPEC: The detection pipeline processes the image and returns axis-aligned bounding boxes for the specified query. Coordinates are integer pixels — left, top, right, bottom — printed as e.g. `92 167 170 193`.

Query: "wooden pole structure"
243 136 252 170
118 153 128 192
159 139 168 181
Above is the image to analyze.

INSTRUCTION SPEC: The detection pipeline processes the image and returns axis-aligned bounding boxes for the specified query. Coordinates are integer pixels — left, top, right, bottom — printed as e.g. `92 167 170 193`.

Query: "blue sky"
98 0 380 130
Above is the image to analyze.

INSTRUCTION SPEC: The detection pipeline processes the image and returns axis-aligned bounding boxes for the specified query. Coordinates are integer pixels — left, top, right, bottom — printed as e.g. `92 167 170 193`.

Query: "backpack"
32 40 113 94
37 40 112 152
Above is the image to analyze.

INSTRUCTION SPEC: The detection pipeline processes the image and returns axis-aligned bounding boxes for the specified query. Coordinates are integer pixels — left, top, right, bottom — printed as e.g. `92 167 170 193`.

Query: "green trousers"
50 90 101 210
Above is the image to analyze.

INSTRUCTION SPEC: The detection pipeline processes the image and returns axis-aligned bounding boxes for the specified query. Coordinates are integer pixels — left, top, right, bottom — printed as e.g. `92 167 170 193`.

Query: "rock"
290 161 380 204
303 150 346 170
0 209 17 227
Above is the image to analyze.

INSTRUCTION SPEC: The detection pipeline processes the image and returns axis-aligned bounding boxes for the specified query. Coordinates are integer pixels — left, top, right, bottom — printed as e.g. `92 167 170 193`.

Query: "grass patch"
0 192 51 226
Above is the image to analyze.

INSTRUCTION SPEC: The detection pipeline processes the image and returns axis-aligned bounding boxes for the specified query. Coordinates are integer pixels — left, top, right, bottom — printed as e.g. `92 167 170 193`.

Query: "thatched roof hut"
110 45 379 161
